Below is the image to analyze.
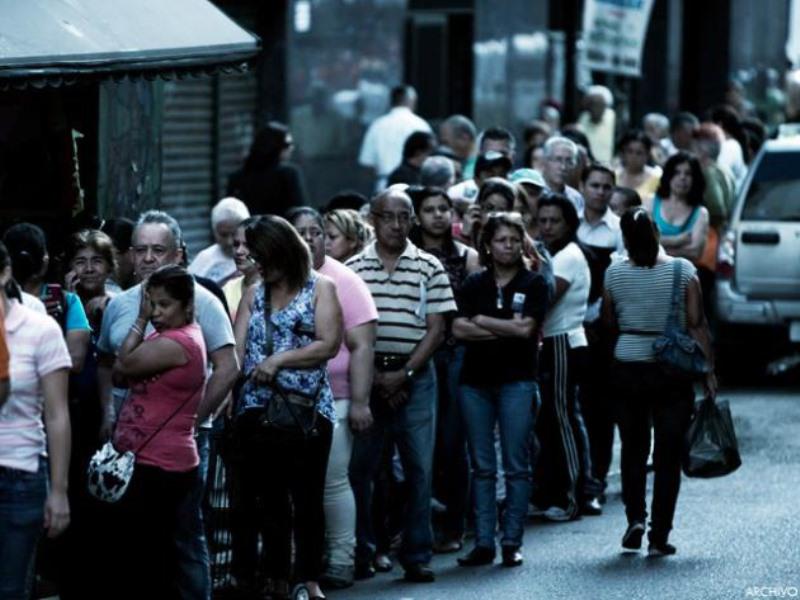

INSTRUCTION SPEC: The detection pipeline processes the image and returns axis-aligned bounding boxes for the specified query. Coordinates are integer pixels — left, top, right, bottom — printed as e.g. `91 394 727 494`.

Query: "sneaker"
457 546 496 567
581 497 603 516
543 506 574 522
621 521 645 550
403 563 435 583
528 503 548 517
647 541 677 557
319 564 354 590
500 545 523 568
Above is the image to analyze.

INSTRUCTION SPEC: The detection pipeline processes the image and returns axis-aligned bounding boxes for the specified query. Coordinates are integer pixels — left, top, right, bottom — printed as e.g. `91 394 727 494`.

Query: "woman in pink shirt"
105 264 207 597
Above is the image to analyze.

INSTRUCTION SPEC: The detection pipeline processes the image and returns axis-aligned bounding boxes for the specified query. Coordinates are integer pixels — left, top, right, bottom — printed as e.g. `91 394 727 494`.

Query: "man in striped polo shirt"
347 187 456 583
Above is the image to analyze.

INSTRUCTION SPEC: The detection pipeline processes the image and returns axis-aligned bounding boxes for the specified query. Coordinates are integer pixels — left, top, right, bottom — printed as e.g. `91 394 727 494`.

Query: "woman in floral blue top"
233 215 342 599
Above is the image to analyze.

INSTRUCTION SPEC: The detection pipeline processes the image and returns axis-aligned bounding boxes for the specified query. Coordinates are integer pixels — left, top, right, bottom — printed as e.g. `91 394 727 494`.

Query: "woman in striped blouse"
603 208 716 557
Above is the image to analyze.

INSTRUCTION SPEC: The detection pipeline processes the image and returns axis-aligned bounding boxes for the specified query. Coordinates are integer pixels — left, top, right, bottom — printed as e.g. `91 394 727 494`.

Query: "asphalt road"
332 387 800 600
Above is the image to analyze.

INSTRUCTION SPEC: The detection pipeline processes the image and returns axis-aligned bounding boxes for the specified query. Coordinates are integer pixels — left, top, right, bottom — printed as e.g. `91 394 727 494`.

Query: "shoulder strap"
666 260 682 328
263 284 274 356
133 339 206 455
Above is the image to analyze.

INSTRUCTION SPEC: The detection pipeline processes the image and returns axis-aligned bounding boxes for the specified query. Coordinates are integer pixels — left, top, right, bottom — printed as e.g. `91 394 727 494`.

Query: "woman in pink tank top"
105 265 207 597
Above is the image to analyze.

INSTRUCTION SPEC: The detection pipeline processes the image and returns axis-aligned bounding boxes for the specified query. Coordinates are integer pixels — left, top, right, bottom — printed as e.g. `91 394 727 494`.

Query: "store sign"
582 0 655 77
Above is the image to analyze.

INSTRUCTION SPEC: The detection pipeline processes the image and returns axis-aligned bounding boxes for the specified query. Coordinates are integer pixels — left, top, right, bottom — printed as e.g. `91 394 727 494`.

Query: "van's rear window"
742 151 800 221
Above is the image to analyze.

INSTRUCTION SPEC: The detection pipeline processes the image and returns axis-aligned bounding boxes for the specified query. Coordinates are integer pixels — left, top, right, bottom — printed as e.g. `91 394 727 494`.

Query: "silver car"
715 136 800 370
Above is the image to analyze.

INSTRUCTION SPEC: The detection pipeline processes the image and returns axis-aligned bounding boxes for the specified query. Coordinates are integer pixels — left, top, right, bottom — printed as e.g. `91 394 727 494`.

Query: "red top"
114 323 207 472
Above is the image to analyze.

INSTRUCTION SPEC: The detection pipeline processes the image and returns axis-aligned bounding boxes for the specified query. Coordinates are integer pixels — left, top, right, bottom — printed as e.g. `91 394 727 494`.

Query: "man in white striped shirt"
346 188 456 583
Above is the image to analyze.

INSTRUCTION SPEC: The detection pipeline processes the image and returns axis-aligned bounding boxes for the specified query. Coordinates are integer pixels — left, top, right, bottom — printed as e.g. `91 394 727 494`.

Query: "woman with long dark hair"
233 215 342 599
0 240 72 598
453 212 549 568
227 122 309 216
603 208 715 556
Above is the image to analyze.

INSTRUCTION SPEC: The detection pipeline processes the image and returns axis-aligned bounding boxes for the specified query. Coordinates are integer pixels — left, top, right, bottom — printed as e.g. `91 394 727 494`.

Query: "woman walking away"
107 265 208 597
233 215 342 599
603 208 716 556
453 213 549 568
0 241 72 599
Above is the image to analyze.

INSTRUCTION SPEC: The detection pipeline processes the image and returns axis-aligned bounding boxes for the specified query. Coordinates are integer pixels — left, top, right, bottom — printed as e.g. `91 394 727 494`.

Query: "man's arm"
347 321 376 431
471 314 536 339
196 344 239 424
452 317 498 341
406 312 445 372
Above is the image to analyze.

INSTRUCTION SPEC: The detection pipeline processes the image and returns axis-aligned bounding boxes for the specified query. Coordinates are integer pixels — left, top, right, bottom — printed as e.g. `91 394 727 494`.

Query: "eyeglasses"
371 211 412 226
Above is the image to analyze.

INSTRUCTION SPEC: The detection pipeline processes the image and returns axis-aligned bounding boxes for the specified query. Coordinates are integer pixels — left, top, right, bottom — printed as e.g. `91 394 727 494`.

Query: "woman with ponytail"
603 208 716 557
3 223 91 374
0 240 72 598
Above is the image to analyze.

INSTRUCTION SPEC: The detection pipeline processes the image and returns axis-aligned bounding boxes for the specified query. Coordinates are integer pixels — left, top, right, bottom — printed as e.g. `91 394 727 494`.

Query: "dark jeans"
232 417 333 582
350 361 437 568
612 361 694 543
433 344 469 540
0 460 47 600
103 464 198 599
175 428 212 600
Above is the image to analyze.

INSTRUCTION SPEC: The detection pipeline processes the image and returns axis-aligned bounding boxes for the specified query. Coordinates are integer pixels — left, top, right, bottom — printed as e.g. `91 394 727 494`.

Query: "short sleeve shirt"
318 258 378 400
459 268 549 386
0 301 72 472
347 241 457 355
542 242 590 347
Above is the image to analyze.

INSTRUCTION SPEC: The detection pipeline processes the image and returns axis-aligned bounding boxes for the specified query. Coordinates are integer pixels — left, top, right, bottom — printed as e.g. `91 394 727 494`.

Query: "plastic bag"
682 395 742 478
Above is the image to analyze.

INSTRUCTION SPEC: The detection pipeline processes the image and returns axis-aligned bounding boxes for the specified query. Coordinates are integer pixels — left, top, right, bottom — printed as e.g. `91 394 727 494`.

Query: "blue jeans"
175 428 212 599
350 361 437 568
460 381 538 549
0 460 47 599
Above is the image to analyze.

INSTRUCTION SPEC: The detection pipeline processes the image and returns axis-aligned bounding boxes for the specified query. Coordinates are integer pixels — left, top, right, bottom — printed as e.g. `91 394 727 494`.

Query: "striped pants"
532 334 591 517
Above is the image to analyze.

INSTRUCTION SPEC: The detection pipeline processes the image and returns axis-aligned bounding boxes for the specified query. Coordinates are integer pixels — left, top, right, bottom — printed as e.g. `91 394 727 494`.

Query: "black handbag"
683 394 742 478
652 261 709 379
240 285 320 439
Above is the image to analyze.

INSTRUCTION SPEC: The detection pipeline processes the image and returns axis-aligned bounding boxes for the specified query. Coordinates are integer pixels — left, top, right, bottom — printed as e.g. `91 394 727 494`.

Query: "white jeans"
324 399 356 569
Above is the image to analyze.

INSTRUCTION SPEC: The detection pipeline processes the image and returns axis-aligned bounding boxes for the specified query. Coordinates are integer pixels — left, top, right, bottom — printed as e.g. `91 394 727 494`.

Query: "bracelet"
131 324 144 337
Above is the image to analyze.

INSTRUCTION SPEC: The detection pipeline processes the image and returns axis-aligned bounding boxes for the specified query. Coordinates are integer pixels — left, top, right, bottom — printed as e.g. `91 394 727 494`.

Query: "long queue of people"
0 91 752 599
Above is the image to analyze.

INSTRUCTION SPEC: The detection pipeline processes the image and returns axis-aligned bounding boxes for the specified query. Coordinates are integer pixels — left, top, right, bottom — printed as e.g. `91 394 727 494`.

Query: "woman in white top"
0 241 72 598
603 208 715 557
533 193 600 521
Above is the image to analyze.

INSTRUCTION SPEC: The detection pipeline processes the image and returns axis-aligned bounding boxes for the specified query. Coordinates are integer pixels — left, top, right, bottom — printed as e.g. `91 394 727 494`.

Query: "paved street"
332 386 800 600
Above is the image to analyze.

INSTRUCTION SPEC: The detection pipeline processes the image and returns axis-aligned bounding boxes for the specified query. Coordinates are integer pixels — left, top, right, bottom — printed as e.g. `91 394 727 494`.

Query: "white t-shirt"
188 244 238 286
358 106 432 190
21 291 47 315
542 241 590 347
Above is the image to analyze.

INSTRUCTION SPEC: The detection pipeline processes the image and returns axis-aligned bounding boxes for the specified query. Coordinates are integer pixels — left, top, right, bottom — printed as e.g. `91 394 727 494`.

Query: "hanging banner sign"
582 0 655 77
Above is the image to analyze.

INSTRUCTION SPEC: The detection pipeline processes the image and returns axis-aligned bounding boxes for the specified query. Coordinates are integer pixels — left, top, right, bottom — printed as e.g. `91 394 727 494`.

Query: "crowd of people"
2 81 767 599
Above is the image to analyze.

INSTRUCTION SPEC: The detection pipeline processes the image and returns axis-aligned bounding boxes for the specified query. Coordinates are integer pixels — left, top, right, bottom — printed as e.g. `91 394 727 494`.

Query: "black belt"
374 353 410 372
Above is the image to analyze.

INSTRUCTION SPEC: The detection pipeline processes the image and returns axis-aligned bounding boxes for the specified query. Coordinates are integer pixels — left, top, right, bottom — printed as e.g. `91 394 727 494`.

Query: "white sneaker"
528 503 548 517
543 506 574 522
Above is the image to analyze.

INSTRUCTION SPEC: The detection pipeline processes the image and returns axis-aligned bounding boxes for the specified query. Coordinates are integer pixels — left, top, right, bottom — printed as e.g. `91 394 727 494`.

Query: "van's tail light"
716 229 736 280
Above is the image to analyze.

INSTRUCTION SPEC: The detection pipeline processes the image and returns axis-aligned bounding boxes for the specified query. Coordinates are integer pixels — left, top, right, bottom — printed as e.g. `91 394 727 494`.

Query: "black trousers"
101 464 198 599
611 362 693 544
232 418 333 583
578 324 616 490
533 336 599 515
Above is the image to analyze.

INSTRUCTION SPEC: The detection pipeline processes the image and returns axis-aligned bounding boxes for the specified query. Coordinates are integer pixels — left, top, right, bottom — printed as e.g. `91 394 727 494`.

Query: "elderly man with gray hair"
420 155 456 188
188 197 250 285
576 85 616 162
541 136 586 214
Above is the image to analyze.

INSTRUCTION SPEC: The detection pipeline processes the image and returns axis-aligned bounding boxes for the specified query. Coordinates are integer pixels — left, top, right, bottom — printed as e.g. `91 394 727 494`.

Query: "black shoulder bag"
251 285 321 439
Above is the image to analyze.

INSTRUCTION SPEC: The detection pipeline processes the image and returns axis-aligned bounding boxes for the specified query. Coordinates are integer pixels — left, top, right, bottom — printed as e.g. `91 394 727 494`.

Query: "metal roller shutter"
161 77 215 258
161 72 257 259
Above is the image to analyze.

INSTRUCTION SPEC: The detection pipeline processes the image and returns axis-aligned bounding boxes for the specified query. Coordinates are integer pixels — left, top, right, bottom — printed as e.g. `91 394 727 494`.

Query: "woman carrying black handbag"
232 215 342 599
602 208 716 557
